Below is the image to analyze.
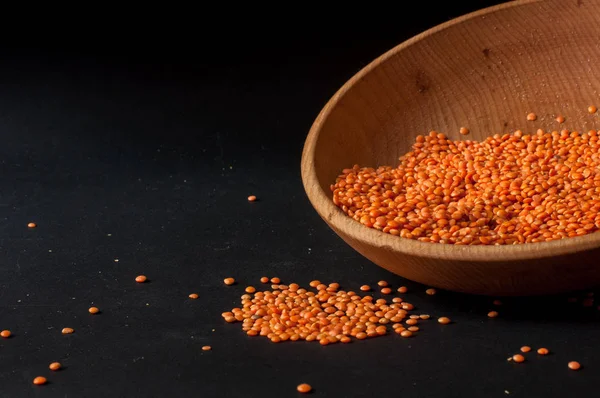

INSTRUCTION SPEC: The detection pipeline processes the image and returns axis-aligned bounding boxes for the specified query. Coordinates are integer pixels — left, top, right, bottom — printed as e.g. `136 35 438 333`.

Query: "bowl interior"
303 0 600 261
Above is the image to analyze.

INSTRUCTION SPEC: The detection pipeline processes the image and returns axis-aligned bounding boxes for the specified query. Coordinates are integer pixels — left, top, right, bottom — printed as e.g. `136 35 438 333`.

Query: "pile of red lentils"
222 277 446 344
331 127 600 245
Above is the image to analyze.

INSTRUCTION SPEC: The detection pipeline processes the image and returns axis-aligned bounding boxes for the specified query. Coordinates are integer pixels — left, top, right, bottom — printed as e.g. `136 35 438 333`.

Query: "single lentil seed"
247 195 257 202
260 277 269 283
407 326 419 332
459 127 469 135
425 288 436 295
488 311 499 318
400 330 413 337
223 277 235 285
297 383 312 393
419 314 430 320
537 348 549 355
589 105 597 114
380 287 392 294
135 275 147 283
512 354 525 363
556 115 565 123
526 112 537 121
406 319 418 325
245 286 256 294
49 362 61 371
27 222 37 228
0 330 11 338
360 285 371 291
520 346 531 353
88 307 100 314
33 376 47 385
62 328 74 334
397 287 408 293
568 361 581 370
188 294 198 299
270 277 281 284
202 345 211 351
377 281 388 287
438 317 451 325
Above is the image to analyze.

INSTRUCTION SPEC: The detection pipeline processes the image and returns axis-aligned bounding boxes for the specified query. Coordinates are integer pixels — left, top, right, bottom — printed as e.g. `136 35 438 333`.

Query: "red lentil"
247 195 257 202
49 362 61 371
419 314 430 320
459 127 469 135
377 281 388 287
62 328 74 334
589 105 597 114
33 376 47 385
520 346 531 353
309 280 320 287
360 285 371 291
260 277 269 283
425 288 436 295
223 277 235 285
223 281 420 344
188 294 198 299
0 330 10 338
487 311 499 318
380 287 392 294
397 287 408 293
556 115 565 123
245 286 256 294
568 361 581 370
438 317 451 325
202 345 211 351
526 112 537 121
271 277 281 284
537 347 549 355
406 319 418 326
297 383 312 393
135 275 147 283
400 330 413 338
27 222 37 228
512 354 525 363
88 307 100 314
407 326 419 332
332 129 600 245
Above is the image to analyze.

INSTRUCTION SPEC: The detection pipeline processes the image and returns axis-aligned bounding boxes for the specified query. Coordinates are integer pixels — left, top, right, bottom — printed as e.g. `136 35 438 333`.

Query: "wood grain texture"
301 0 600 296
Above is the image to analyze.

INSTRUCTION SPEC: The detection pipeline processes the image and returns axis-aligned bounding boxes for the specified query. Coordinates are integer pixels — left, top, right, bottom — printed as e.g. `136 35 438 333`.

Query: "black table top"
2 2 599 397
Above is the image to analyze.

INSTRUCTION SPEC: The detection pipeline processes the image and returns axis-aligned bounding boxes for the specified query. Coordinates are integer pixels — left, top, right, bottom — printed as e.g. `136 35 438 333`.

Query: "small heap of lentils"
221 281 436 344
331 129 600 245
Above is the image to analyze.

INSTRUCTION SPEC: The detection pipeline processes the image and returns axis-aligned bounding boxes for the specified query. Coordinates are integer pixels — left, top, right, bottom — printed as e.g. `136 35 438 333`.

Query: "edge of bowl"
300 0 600 262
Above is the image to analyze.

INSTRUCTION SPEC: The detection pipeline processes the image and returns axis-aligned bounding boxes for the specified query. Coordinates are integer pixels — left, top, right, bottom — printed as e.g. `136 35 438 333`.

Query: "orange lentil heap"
331 129 600 245
222 281 424 344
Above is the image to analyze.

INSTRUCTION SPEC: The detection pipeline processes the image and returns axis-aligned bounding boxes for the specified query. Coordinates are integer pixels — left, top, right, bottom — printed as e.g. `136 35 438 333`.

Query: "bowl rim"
300 0 600 261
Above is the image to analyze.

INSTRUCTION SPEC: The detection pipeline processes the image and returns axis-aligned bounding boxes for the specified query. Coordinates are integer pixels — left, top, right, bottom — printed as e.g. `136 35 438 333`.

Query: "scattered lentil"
537 348 549 355
27 222 37 228
589 105 597 114
512 354 525 363
407 326 419 332
419 314 431 320
297 383 312 393
459 127 470 135
360 285 371 291
202 345 211 351
33 377 47 385
88 307 100 314
332 129 600 245
270 277 281 284
49 362 61 371
397 287 408 293
309 280 320 288
223 278 235 286
568 361 581 370
61 328 74 334
245 286 256 294
260 277 269 283
380 287 392 294
425 288 436 295
188 294 199 300
520 346 531 353
438 317 451 325
136 275 148 283
247 195 257 202
0 330 11 338
400 330 413 338
526 112 537 121
377 281 388 287
487 311 499 318
556 115 565 123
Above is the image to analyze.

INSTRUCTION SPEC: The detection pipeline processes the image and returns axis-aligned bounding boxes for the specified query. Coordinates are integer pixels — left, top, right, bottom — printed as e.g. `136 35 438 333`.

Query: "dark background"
1 1 599 397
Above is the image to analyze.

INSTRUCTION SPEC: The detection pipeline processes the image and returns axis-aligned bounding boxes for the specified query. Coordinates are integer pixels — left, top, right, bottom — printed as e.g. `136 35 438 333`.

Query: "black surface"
2 2 599 397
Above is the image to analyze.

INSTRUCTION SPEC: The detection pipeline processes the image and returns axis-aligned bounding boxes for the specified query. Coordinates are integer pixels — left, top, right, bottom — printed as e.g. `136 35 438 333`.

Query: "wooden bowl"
301 0 600 296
